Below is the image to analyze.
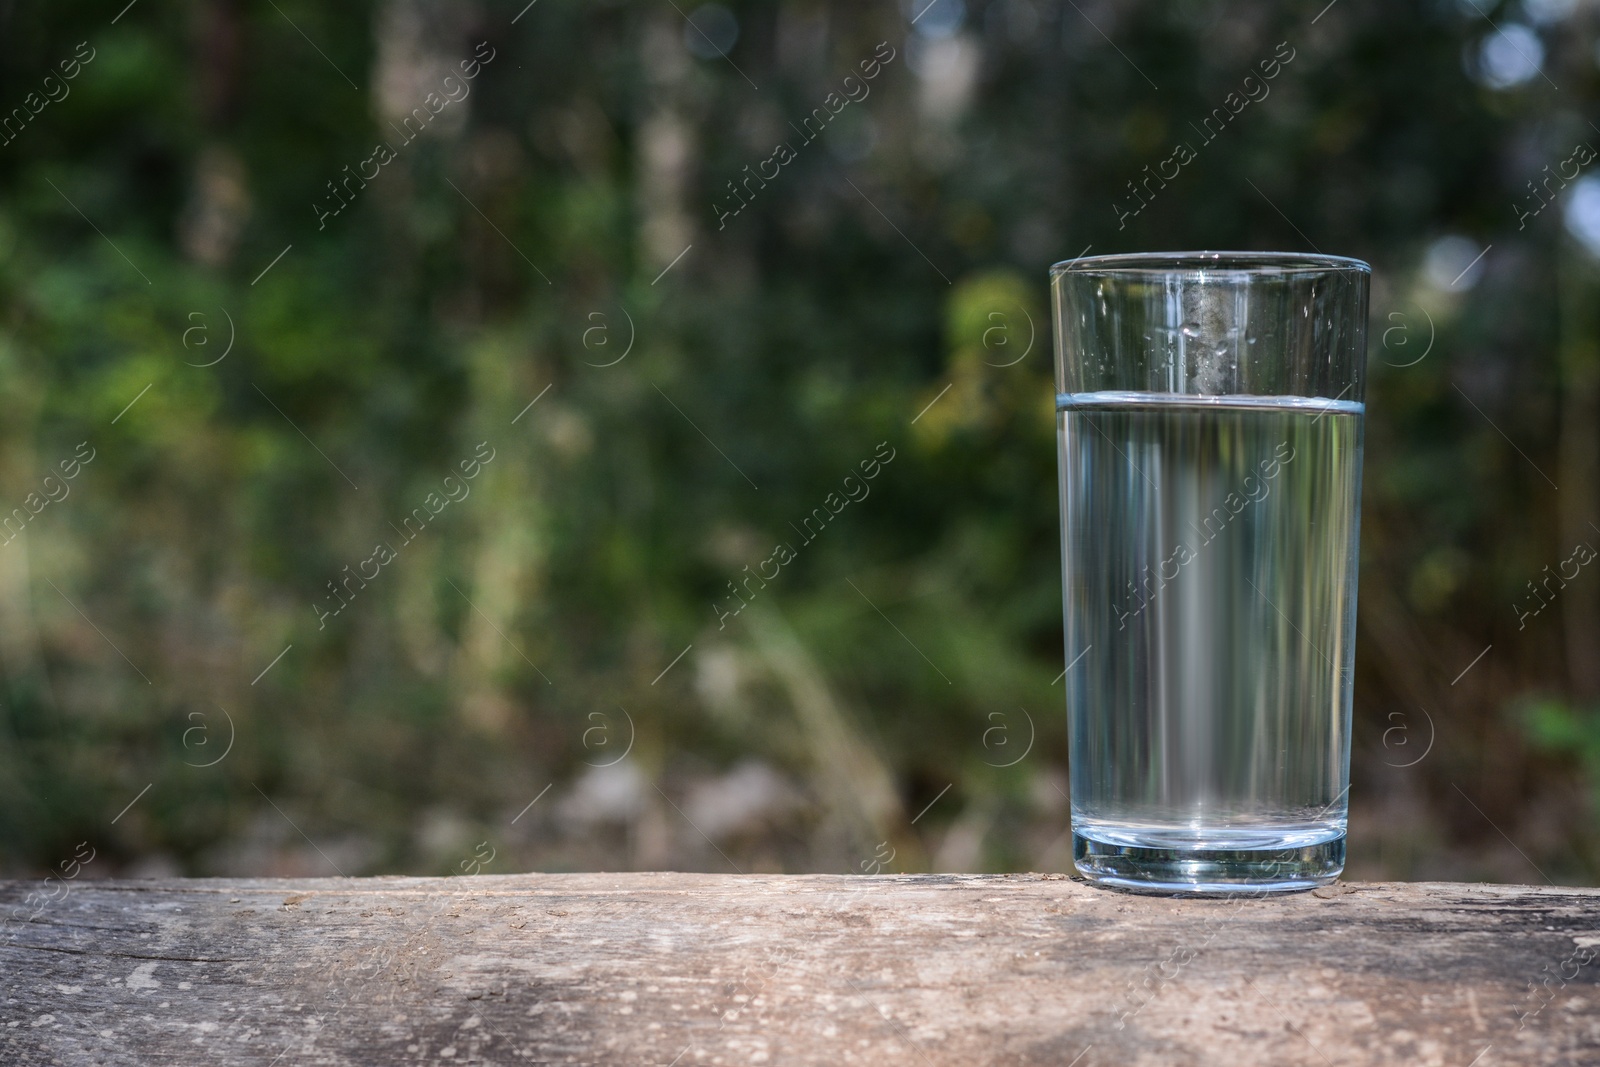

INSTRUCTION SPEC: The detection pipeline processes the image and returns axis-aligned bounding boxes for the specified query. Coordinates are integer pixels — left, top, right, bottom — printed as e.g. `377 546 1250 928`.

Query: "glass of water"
1052 251 1369 894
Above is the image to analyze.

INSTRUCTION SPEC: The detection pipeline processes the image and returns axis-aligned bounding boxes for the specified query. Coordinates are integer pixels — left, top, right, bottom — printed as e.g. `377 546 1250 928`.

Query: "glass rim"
1049 250 1371 276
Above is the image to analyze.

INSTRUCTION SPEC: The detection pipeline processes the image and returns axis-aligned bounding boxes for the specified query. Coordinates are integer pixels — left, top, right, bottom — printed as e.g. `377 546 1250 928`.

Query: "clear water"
1058 392 1363 891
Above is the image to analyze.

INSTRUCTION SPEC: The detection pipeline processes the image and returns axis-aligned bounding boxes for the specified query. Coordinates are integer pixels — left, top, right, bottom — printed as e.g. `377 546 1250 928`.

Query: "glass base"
1073 829 1344 895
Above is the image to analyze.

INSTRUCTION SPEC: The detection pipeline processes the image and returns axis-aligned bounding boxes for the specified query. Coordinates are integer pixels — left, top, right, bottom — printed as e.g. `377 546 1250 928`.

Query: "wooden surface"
2 873 1598 1066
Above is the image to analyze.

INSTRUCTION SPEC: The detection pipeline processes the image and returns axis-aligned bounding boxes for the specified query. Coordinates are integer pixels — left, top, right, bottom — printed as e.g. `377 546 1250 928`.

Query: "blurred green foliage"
0 0 1596 884
1523 699 1600 814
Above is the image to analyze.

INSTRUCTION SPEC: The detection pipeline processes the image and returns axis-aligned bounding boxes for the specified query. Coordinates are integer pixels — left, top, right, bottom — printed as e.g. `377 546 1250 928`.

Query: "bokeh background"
0 0 1596 885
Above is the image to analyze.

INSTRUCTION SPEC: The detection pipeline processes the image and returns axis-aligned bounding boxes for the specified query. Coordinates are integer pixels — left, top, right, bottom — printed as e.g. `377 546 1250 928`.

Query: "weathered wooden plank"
1 874 1597 1066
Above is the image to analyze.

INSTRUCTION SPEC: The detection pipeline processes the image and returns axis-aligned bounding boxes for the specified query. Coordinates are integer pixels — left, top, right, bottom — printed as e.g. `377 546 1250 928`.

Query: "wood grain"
2 873 1598 1065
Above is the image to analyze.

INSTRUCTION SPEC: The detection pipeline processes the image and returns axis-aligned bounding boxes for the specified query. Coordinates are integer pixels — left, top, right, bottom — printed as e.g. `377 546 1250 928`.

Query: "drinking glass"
1051 251 1370 893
